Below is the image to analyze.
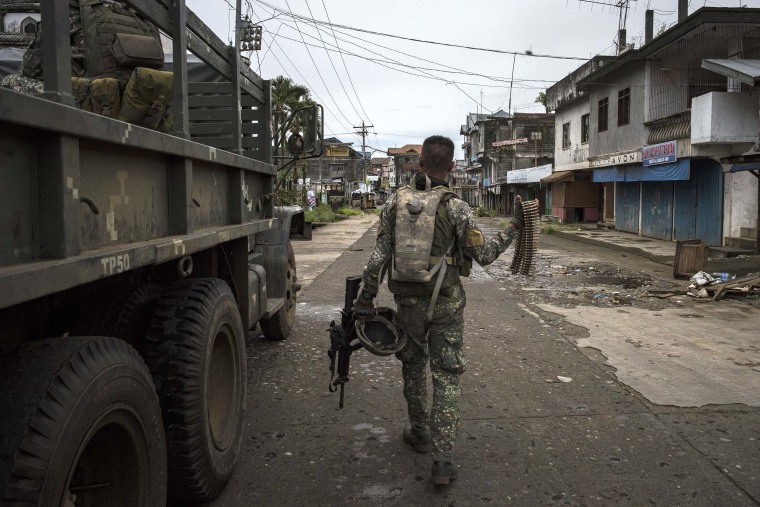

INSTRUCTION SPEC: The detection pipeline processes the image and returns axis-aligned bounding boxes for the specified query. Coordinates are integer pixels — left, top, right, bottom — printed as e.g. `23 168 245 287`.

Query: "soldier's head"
420 135 455 178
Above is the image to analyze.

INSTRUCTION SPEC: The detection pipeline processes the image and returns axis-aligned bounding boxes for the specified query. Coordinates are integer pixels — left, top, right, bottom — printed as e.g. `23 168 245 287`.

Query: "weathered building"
387 144 422 188
546 56 616 223
574 6 760 247
302 137 365 189
461 110 555 214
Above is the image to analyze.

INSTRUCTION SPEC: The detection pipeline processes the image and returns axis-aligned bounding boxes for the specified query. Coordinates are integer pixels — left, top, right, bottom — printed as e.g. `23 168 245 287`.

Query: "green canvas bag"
119 67 173 132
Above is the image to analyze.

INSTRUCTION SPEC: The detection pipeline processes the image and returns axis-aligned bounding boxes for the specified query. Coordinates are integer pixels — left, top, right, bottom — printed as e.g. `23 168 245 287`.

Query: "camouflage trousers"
0 75 44 96
394 283 466 462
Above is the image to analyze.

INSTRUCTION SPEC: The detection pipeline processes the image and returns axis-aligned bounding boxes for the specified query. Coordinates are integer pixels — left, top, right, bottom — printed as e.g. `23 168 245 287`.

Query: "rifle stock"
328 275 363 408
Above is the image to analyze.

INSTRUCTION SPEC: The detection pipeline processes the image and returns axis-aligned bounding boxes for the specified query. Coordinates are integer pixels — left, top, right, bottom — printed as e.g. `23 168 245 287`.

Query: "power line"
247 5 359 142
303 0 364 123
319 0 377 140
264 28 548 91
262 33 358 140
254 0 592 61
281 0 356 127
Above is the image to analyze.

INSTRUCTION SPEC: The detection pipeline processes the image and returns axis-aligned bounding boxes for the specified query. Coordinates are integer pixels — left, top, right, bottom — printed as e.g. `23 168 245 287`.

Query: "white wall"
2 13 39 32
724 169 759 238
692 92 758 145
554 99 590 169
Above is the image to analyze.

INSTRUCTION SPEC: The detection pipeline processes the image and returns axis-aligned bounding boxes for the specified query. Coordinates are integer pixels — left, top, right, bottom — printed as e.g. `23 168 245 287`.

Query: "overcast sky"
186 0 758 159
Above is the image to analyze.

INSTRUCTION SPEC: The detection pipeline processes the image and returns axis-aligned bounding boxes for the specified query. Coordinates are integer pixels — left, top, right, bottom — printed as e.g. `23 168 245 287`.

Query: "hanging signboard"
507 164 553 184
326 146 350 157
492 138 529 147
642 140 677 167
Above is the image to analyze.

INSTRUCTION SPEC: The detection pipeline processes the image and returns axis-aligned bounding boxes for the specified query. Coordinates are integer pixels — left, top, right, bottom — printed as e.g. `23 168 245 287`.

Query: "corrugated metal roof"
701 59 760 86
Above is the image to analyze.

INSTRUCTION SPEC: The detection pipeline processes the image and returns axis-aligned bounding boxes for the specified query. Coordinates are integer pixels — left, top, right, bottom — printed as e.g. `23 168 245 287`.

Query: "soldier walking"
354 135 524 485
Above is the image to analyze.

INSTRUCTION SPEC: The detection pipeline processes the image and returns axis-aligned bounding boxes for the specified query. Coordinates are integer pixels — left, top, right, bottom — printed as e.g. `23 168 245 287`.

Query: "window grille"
647 25 760 122
598 98 609 132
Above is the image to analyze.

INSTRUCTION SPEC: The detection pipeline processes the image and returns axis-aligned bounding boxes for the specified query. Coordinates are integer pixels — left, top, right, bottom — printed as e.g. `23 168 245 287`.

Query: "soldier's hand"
511 197 525 230
353 288 376 318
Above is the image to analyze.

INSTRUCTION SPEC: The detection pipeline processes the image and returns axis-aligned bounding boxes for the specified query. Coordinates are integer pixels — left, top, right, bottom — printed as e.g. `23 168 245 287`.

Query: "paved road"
210 216 760 506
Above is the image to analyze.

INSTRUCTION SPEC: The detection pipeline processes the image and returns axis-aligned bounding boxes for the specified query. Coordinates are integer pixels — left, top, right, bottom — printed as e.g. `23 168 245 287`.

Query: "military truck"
0 0 318 504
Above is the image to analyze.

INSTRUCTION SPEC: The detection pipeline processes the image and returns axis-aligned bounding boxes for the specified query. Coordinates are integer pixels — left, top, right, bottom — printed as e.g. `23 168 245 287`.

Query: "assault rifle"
327 275 364 409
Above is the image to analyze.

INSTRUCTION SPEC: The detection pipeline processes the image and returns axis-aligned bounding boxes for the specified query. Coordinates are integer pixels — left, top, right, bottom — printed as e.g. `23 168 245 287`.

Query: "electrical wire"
254 0 592 61
303 0 364 123
319 0 378 145
263 34 359 140
281 0 357 127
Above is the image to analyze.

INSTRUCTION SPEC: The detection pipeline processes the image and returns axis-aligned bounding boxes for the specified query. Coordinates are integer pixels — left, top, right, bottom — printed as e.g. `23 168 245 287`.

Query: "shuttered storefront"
615 182 640 233
673 159 723 246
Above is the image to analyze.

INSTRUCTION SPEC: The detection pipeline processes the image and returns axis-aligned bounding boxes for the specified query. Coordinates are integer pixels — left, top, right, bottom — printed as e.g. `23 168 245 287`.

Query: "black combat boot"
402 426 432 453
431 461 457 485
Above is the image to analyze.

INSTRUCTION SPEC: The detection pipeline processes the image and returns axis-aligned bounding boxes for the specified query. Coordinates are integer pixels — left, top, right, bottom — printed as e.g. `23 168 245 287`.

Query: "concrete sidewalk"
553 226 760 276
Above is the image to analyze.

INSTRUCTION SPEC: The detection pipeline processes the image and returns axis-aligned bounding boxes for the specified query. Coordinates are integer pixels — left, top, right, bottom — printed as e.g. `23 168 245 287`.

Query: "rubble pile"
686 271 760 301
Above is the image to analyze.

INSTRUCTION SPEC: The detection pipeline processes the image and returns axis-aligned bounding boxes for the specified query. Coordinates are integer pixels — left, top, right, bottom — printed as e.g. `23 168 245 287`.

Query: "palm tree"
271 76 311 159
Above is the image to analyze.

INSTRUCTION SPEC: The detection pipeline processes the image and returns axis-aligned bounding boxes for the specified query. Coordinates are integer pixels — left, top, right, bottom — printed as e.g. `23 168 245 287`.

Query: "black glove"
511 198 524 230
353 288 376 318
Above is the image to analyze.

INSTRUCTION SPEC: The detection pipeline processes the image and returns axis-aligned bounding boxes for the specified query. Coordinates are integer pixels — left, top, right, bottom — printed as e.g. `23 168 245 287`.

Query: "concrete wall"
723 169 759 238
588 63 647 158
692 92 758 145
554 100 590 168
2 13 39 32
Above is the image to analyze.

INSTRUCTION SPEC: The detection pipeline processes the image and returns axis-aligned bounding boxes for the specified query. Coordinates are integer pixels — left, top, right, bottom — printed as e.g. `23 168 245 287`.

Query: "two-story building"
547 5 760 248
303 137 365 191
387 144 422 188
460 111 554 213
546 56 616 223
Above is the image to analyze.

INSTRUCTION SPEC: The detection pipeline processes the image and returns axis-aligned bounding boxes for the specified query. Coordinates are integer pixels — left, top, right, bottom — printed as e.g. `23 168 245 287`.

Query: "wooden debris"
701 275 760 301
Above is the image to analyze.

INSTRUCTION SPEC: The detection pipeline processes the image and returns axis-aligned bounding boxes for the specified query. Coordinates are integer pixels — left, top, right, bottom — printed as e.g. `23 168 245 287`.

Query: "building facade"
546 6 760 248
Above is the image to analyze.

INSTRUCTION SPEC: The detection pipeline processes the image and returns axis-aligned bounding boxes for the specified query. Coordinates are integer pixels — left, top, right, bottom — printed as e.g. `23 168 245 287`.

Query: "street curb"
551 231 675 266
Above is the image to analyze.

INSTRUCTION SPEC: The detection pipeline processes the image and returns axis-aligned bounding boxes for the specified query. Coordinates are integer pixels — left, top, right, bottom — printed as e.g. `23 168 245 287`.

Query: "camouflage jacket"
361 187 516 295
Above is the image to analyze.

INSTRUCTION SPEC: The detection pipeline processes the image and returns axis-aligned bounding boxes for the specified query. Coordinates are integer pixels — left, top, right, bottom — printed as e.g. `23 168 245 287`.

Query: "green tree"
271 76 311 159
535 92 547 112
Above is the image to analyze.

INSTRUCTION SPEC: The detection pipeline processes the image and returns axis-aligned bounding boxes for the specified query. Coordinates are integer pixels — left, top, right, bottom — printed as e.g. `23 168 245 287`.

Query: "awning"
541 171 575 183
702 59 760 86
593 167 622 182
730 162 760 173
594 159 690 182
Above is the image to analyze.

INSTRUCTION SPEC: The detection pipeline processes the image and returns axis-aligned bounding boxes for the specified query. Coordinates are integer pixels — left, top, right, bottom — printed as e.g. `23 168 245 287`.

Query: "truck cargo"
0 0 316 504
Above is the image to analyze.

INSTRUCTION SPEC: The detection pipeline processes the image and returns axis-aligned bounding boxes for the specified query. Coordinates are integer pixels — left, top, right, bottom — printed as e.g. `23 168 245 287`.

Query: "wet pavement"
209 214 760 507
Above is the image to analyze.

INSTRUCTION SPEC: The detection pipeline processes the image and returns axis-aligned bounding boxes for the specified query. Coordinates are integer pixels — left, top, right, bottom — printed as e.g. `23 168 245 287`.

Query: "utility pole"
353 121 373 193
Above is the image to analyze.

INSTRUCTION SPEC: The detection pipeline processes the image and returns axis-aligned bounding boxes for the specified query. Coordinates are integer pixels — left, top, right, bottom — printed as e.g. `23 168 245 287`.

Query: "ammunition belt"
510 199 540 276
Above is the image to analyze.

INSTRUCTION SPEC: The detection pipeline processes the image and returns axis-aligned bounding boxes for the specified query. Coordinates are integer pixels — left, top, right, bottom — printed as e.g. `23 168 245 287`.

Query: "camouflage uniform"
361 185 516 463
1 5 87 94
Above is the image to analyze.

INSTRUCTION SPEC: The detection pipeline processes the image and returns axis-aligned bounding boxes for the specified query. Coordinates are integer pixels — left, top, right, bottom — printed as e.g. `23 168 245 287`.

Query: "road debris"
684 273 760 301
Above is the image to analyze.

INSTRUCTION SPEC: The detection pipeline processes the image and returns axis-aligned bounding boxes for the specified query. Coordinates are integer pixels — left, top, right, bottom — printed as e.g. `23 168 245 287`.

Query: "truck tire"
260 243 297 341
143 278 246 504
73 283 163 349
0 336 167 506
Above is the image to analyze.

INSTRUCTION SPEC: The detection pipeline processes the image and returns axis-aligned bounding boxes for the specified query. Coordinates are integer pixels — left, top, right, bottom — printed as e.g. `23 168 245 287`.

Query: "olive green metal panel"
78 141 171 251
0 131 35 267
192 161 231 230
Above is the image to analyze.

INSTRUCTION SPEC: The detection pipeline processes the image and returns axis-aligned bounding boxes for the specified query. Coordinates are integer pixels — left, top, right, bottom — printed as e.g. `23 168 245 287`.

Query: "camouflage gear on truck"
0 74 44 96
361 184 516 462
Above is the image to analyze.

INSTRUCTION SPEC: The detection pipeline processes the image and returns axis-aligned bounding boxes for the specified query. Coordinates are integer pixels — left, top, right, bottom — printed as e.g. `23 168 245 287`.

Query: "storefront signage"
326 146 350 157
589 150 641 168
507 164 553 184
642 141 677 167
